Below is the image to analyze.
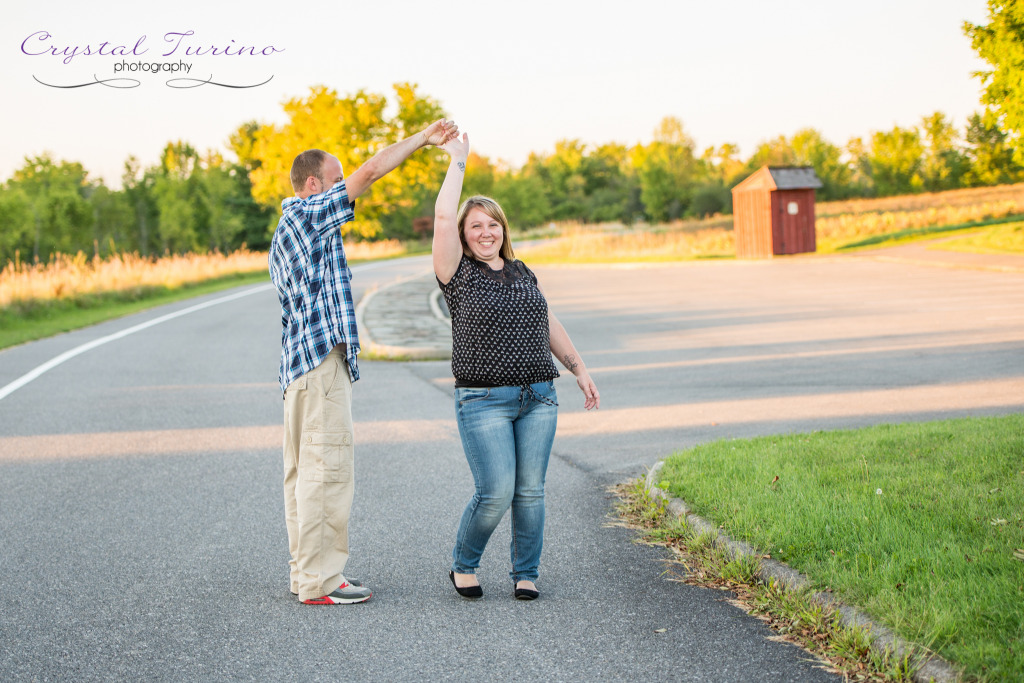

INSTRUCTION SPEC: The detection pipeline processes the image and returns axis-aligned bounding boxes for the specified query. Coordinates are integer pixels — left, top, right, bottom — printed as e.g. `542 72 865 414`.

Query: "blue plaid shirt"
269 180 360 395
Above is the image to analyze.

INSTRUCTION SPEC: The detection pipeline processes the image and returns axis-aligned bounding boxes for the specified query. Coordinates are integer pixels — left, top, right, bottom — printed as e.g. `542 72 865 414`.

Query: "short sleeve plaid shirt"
269 180 360 395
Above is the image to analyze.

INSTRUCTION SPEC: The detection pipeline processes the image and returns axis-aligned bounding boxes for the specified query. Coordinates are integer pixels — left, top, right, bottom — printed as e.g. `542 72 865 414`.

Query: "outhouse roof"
768 166 823 190
732 166 823 193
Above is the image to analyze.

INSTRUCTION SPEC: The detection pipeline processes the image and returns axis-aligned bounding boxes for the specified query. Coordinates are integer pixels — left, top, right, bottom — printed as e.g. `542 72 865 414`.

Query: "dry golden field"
0 240 406 310
518 183 1024 262
5 183 1022 311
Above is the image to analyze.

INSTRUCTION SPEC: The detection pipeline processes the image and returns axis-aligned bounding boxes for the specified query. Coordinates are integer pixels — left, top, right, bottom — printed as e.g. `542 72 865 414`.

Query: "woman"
433 133 600 600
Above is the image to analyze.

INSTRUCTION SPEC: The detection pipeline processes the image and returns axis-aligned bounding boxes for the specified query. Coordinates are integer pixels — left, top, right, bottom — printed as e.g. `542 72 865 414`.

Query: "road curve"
3 252 1022 681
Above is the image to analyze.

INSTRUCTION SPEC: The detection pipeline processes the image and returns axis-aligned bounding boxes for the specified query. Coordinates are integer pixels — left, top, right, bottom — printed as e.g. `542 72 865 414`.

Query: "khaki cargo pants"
282 346 355 602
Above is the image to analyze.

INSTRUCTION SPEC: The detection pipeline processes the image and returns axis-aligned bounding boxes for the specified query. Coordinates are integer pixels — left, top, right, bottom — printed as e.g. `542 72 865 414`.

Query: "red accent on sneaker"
302 596 333 605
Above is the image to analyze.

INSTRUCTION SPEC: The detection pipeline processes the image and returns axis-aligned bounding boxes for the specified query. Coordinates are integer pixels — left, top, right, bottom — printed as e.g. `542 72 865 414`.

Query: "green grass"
0 271 270 350
834 214 1024 251
930 220 1024 256
657 415 1024 681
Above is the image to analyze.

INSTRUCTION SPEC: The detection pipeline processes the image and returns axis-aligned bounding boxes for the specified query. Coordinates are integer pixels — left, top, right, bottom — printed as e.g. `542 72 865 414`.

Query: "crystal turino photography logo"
22 30 284 89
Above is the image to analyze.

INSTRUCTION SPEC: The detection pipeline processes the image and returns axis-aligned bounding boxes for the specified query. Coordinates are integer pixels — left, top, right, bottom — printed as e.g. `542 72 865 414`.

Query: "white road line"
0 283 275 402
0 258 425 403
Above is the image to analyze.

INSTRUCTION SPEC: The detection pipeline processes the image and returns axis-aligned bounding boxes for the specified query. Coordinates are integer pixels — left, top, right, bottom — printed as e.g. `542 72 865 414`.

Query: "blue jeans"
451 381 558 583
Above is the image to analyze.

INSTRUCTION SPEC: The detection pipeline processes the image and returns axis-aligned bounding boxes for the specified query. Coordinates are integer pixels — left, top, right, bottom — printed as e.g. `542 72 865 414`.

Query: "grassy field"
514 182 1024 262
0 270 271 350
929 219 1024 255
654 415 1024 681
515 224 735 263
0 241 411 350
3 183 1022 348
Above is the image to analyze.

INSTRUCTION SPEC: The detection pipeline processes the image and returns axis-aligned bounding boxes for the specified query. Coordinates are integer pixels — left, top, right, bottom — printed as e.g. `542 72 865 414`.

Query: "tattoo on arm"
563 354 579 372
457 161 465 173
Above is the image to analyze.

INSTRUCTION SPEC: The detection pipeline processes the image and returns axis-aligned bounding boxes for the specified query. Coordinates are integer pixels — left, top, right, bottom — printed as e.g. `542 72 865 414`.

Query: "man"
269 118 458 605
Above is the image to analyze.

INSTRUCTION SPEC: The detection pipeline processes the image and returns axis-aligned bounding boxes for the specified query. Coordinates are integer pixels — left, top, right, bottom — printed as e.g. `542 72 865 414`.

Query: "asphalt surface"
1 247 1022 681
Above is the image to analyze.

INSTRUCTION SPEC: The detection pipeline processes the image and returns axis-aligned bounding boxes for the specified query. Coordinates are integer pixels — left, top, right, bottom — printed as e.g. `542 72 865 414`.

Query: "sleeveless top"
438 255 560 387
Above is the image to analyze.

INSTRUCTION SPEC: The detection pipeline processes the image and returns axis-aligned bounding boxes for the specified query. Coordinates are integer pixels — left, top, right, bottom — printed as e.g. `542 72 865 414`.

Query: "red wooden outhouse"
731 166 823 258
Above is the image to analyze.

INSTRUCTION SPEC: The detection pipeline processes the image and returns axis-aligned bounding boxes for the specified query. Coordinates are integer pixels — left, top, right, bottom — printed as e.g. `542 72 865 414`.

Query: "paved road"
1 251 1021 681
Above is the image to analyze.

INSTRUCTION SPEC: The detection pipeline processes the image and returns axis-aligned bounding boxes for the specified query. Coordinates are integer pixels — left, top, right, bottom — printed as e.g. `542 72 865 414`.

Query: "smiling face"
457 196 515 265
462 207 504 263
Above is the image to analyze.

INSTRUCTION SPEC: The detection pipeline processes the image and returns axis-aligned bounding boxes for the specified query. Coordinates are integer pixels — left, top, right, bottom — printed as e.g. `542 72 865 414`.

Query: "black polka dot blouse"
438 255 560 388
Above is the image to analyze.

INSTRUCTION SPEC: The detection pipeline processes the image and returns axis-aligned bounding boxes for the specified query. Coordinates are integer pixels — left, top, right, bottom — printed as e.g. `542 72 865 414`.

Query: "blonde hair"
456 196 516 261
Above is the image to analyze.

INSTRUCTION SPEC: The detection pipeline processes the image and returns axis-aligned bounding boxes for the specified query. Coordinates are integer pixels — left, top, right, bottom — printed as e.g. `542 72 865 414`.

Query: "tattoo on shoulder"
563 354 578 372
457 161 465 173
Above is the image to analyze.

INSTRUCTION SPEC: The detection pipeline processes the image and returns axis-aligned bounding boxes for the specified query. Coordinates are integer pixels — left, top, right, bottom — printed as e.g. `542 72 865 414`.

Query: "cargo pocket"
298 431 353 483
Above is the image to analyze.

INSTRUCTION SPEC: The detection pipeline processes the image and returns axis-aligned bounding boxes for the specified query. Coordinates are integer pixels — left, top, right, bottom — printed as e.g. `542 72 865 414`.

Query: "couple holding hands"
269 119 599 606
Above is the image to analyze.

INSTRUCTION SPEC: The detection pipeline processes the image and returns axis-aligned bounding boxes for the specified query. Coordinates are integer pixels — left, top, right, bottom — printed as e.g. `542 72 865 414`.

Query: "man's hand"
423 119 459 147
346 118 459 200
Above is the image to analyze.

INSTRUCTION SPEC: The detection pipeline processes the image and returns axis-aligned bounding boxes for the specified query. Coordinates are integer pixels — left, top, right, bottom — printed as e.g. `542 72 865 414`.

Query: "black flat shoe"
449 571 482 598
514 585 539 601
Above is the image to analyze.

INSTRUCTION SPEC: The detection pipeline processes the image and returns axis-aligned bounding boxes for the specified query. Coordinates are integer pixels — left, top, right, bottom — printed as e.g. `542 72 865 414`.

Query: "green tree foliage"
790 129 852 200
248 83 449 239
920 112 969 191
121 156 159 256
632 117 698 222
964 1 1024 163
867 125 925 196
462 152 497 199
7 75 1024 269
743 129 851 200
0 187 33 265
153 141 202 253
85 184 134 258
581 143 640 223
963 111 1023 185
6 154 93 261
745 135 797 169
490 172 552 229
199 151 246 252
844 136 875 197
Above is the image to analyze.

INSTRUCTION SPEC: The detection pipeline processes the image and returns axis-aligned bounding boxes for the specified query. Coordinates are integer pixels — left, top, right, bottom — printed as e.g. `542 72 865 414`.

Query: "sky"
1 0 991 187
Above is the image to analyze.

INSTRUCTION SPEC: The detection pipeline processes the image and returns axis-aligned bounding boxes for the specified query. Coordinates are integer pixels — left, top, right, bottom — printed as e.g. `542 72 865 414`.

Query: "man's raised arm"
344 119 458 200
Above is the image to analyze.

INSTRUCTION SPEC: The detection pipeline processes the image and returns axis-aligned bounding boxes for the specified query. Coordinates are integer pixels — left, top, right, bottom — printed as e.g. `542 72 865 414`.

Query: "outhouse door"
772 190 815 255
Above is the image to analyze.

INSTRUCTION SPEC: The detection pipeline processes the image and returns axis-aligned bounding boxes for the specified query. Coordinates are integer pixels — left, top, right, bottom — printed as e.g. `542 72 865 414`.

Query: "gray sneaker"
302 580 372 605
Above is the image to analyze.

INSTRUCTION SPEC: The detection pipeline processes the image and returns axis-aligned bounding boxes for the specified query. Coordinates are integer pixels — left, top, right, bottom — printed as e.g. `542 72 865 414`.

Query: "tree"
462 152 497 199
121 156 159 256
920 112 968 191
633 117 698 222
7 154 92 261
790 129 852 200
745 135 797 170
153 141 202 253
964 2 1024 163
742 130 852 200
85 183 134 258
963 111 1023 185
198 151 246 252
867 126 925 195
844 136 875 197
0 186 33 265
248 83 449 240
490 172 552 229
581 143 639 223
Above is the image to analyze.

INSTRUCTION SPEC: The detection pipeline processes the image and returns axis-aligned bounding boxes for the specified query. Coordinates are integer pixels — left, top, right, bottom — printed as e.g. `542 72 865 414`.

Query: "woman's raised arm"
433 133 470 284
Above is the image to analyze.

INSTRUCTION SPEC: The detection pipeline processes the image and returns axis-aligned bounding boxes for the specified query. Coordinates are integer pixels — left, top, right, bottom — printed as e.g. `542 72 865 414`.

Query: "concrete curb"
643 461 961 683
355 273 452 361
429 288 450 324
